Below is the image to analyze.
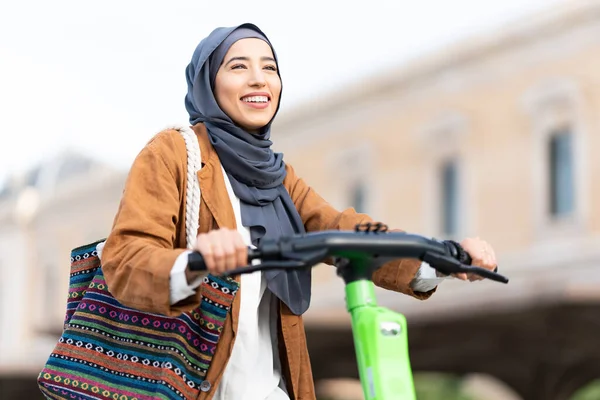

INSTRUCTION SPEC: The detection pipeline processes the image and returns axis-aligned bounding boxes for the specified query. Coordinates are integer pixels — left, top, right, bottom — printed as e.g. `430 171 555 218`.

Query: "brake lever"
422 251 509 284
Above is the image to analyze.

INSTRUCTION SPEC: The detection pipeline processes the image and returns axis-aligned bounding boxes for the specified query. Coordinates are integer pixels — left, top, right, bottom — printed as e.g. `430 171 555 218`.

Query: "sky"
0 0 566 187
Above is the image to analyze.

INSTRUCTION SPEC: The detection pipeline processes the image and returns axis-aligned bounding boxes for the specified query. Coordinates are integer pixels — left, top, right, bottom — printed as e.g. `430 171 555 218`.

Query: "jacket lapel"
193 124 237 231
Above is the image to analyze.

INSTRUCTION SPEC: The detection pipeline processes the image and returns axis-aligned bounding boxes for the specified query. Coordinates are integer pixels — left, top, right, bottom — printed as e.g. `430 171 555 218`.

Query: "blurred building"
272 0 600 399
0 153 126 398
2 0 600 399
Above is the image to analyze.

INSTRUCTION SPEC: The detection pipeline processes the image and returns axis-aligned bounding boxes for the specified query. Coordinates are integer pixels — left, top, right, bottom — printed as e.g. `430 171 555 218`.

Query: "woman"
101 23 498 400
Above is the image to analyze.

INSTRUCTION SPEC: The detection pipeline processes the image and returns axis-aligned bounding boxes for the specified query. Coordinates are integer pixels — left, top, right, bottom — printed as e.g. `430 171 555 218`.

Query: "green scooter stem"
346 280 417 400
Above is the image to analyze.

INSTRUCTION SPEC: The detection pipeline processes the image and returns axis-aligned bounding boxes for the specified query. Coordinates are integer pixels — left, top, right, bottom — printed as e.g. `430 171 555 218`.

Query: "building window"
548 129 574 217
440 159 459 236
350 182 367 214
523 78 588 239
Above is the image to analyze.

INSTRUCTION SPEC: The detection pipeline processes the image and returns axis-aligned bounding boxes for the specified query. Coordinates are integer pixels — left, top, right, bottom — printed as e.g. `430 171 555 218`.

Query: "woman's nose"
248 68 266 87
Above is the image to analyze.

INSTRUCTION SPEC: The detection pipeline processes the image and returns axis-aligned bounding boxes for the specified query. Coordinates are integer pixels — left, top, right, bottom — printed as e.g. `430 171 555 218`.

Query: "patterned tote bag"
37 125 240 400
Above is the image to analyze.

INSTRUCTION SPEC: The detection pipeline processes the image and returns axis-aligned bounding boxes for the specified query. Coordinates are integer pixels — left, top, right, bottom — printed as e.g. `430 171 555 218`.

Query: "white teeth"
242 96 269 103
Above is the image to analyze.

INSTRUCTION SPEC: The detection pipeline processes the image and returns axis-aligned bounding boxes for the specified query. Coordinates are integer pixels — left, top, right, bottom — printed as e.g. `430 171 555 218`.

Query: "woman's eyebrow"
224 56 276 66
224 56 248 66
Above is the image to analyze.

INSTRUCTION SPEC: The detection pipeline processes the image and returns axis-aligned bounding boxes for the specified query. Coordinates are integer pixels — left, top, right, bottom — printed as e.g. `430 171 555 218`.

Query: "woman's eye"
264 65 277 71
231 64 247 70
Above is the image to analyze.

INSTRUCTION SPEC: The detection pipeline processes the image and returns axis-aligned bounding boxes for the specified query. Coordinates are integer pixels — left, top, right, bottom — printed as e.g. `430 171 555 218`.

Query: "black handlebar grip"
188 251 207 271
187 248 259 272
463 251 473 265
443 240 472 265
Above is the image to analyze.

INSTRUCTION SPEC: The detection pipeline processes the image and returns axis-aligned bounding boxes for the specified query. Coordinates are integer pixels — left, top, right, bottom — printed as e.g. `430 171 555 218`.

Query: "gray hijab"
184 23 311 315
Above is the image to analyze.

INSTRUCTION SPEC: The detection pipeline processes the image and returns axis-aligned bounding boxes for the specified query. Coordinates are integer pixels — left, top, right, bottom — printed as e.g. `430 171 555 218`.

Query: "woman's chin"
240 120 270 134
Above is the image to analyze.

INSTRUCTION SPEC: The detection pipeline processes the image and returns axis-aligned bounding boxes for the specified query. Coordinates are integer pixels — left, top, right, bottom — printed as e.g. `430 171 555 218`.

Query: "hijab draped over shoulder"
184 23 311 316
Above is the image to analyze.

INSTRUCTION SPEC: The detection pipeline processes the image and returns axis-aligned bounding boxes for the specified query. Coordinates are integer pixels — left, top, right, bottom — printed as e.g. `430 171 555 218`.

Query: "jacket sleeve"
284 163 436 300
101 131 197 316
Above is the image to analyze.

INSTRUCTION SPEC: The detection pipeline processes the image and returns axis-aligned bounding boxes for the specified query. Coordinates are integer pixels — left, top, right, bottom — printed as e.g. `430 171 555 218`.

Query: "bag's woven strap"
163 124 202 249
96 125 201 259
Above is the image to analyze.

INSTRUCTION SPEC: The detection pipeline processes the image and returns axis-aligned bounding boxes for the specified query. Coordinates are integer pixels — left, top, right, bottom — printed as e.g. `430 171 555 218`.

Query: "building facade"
271 1 600 398
0 153 126 378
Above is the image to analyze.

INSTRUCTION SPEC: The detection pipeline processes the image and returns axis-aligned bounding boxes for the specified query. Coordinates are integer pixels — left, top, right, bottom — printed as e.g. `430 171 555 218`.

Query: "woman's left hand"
457 237 498 282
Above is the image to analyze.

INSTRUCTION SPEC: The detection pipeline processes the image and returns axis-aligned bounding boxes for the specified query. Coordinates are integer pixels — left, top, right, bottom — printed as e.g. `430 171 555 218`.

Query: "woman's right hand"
192 228 248 275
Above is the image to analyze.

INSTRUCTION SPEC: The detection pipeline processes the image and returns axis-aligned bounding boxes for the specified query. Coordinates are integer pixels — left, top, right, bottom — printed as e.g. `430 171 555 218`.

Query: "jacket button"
200 381 211 392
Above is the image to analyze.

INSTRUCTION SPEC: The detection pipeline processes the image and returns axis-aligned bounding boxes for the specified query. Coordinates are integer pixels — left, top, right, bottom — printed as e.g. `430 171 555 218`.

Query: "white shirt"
168 169 447 399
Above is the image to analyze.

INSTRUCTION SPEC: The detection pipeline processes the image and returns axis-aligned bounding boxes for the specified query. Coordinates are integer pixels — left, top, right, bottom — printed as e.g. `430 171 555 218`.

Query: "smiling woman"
42 21 500 400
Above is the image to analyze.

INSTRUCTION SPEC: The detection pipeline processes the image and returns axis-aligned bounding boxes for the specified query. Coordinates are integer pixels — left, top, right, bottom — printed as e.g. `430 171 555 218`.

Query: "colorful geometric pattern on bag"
38 241 239 400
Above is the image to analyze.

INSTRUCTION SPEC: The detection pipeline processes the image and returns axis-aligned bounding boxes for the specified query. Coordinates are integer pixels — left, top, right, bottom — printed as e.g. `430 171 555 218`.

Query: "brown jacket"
101 124 435 399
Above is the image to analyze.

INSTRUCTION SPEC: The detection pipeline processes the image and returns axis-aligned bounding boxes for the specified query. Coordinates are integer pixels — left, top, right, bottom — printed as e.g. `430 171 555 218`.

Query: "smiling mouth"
241 95 270 103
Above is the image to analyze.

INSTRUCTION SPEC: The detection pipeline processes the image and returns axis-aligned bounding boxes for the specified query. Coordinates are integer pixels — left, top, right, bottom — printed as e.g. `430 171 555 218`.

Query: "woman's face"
214 38 281 133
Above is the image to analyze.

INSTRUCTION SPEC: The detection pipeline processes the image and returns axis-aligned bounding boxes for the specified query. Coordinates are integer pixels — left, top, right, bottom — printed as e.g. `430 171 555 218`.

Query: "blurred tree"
571 380 600 400
414 373 475 400
316 374 475 400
